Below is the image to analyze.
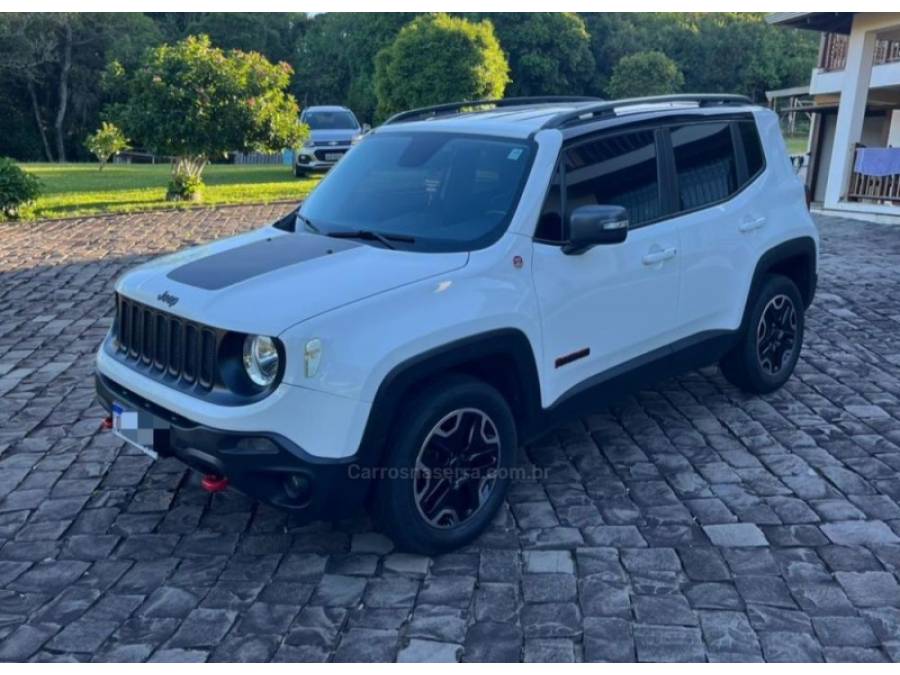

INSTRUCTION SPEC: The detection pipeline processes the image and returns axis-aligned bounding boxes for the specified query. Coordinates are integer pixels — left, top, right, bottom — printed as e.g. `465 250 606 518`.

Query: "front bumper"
96 372 371 520
296 146 350 171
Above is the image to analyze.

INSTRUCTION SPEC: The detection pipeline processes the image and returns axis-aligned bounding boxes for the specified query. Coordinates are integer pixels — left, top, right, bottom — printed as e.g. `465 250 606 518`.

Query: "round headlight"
242 335 280 387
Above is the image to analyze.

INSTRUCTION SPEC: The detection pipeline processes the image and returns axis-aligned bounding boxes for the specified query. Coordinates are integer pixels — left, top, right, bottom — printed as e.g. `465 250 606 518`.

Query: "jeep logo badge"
157 291 179 307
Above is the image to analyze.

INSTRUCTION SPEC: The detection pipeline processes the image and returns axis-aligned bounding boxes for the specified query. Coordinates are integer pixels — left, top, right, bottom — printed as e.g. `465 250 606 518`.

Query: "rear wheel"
373 375 516 555
720 274 804 394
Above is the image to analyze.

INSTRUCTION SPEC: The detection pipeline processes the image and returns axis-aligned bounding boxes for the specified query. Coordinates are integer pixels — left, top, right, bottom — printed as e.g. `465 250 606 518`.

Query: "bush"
85 122 130 171
374 13 509 121
166 171 204 202
607 51 684 99
0 157 41 219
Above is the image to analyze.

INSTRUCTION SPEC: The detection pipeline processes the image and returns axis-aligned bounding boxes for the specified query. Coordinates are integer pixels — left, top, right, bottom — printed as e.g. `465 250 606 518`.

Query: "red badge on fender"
513 255 524 269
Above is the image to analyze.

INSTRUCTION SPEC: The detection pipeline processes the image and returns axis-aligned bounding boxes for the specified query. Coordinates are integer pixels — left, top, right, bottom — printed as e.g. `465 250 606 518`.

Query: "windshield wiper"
326 229 415 250
296 213 320 234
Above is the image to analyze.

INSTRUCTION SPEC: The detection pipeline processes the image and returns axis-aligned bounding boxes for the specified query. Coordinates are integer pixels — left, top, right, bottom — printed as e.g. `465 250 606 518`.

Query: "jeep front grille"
114 295 218 391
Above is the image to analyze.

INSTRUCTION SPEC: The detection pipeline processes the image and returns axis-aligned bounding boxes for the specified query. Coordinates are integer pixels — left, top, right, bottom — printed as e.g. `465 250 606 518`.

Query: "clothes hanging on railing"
854 147 900 177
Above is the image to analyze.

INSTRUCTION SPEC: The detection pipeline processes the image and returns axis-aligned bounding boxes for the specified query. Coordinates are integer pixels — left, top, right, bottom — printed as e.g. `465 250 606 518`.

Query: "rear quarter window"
738 120 765 179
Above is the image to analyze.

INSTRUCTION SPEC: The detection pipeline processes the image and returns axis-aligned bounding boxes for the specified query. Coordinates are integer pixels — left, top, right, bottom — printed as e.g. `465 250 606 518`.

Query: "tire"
720 273 805 394
294 165 307 178
373 374 517 555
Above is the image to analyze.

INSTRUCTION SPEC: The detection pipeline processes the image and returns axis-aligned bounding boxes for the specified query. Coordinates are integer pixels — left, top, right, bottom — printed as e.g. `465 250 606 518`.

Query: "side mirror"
562 205 629 255
362 123 372 133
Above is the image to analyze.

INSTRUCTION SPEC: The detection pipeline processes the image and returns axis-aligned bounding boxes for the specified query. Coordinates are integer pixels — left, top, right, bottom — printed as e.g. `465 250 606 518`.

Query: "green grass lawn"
784 135 808 156
22 163 321 220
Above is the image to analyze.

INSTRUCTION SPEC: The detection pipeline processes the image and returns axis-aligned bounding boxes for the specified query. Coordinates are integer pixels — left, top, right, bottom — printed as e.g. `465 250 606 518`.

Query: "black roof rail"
540 93 754 130
382 96 603 126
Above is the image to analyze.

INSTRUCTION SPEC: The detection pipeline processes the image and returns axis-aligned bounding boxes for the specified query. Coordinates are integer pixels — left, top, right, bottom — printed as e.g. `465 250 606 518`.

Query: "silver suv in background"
295 105 364 177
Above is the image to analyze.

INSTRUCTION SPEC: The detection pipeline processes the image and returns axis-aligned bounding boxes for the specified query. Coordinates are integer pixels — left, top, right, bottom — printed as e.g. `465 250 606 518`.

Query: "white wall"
889 109 900 146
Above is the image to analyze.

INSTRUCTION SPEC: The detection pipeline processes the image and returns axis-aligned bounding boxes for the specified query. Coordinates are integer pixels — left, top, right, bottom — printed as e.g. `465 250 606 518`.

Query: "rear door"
531 127 682 405
663 118 767 337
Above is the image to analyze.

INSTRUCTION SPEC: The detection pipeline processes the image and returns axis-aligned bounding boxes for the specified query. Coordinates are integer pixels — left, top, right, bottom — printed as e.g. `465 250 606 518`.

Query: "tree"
580 13 818 101
469 13 595 97
150 13 308 65
84 122 129 170
0 12 160 162
106 35 307 200
607 51 684 99
292 13 414 123
374 14 509 121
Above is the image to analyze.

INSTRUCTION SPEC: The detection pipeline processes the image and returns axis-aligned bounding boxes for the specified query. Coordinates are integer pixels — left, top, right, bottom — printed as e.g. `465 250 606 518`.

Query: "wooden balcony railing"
848 148 900 204
820 33 900 72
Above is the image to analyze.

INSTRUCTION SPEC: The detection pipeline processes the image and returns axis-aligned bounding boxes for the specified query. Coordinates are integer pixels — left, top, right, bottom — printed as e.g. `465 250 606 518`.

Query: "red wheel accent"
201 475 229 493
101 416 113 430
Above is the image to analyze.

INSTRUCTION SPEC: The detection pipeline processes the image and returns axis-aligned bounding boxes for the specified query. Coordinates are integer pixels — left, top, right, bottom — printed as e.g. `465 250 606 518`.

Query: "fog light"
284 474 311 502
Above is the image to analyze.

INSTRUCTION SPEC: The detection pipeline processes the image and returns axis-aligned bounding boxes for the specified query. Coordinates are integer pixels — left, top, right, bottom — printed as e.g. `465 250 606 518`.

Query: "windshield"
303 110 359 130
299 132 534 252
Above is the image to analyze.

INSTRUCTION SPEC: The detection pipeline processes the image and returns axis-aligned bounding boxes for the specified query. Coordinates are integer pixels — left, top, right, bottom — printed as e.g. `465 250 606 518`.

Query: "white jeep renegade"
96 94 818 554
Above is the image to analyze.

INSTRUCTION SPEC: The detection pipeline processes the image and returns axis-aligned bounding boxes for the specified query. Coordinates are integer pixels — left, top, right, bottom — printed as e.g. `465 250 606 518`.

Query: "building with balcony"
769 12 900 220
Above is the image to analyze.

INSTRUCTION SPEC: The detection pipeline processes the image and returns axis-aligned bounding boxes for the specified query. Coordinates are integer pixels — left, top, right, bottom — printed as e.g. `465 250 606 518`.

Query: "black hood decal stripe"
167 233 360 290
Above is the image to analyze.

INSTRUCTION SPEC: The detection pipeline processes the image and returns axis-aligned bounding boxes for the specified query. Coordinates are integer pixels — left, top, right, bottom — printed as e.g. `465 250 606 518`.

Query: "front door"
532 128 682 406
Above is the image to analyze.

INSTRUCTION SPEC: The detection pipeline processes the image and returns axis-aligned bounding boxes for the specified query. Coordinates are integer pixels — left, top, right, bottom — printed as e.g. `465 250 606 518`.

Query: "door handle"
642 247 677 265
739 217 766 233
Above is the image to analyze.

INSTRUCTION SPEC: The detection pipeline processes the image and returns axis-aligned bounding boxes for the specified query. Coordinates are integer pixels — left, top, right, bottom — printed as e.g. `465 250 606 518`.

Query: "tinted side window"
739 121 765 179
564 130 661 229
671 122 737 211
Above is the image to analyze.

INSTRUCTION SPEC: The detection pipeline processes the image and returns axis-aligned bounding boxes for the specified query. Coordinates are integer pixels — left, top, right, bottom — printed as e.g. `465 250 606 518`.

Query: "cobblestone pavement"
2 205 900 662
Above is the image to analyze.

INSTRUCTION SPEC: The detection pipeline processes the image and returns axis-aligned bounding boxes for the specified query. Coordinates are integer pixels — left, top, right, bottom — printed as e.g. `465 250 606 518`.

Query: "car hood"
309 129 358 144
116 227 468 336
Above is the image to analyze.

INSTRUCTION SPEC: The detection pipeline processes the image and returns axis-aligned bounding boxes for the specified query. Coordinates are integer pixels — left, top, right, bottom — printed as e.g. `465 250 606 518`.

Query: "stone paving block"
523 638 576 663
166 608 238 649
633 594 698 626
463 622 522 662
583 616 634 662
398 639 462 663
333 628 398 662
820 520 900 546
703 523 768 547
759 631 823 662
633 624 705 662
523 550 574 574
407 604 467 644
812 616 879 647
835 571 900 608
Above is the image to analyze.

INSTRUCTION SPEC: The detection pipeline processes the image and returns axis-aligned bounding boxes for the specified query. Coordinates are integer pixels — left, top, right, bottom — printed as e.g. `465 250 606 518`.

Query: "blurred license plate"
325 152 342 161
111 402 168 460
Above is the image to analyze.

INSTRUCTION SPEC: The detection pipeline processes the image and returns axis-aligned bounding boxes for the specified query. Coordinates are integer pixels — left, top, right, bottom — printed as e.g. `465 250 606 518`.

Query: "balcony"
848 147 900 205
820 33 900 72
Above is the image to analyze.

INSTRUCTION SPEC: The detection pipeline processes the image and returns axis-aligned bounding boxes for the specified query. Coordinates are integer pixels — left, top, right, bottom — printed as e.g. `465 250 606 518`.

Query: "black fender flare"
354 328 542 468
740 236 817 332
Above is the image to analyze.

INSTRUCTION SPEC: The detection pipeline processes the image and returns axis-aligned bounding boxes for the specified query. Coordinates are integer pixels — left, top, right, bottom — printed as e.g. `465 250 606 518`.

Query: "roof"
766 12 854 34
765 85 810 102
303 105 354 113
377 95 760 140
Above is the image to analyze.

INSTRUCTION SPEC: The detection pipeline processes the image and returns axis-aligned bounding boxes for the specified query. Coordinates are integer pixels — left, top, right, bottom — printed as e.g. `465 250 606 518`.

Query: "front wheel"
373 375 517 555
294 165 307 178
720 274 805 394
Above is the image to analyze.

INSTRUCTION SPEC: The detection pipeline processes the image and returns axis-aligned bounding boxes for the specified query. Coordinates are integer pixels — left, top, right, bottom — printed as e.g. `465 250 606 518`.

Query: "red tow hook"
101 416 113 430
201 474 229 493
